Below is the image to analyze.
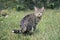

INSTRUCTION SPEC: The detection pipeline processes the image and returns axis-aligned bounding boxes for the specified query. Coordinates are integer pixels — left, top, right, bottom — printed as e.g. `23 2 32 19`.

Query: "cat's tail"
12 29 22 34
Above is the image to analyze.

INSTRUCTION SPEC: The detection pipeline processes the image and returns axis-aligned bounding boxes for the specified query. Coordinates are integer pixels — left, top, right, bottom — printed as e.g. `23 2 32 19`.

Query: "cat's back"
20 13 35 26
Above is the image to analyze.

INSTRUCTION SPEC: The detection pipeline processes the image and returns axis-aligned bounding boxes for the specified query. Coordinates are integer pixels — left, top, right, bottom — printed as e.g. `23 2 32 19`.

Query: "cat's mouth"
37 16 41 19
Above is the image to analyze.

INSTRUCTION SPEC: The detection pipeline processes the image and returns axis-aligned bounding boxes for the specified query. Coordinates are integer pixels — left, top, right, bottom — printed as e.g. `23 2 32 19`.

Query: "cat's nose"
39 14 41 16
39 14 40 15
40 13 42 16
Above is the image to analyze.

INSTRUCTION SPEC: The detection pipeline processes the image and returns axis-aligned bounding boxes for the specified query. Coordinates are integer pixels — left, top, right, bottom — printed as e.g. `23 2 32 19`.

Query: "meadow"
0 9 60 40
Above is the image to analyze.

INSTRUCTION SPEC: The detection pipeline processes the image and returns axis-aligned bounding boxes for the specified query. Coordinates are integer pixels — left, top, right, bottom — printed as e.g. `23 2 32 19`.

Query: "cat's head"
34 6 44 17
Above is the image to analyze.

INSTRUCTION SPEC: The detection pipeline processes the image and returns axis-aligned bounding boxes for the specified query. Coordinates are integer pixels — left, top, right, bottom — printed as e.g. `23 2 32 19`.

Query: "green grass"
0 9 60 40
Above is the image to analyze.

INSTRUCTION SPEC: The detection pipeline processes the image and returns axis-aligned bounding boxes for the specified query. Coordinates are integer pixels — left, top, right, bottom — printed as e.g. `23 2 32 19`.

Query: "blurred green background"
0 0 60 10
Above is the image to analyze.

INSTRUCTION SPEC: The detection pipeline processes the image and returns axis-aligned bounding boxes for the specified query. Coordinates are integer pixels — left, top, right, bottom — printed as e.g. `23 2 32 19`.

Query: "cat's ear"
34 6 39 11
40 7 44 13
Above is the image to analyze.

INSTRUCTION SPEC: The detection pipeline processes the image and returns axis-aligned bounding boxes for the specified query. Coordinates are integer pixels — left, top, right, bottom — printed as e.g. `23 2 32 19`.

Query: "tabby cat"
12 6 44 35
